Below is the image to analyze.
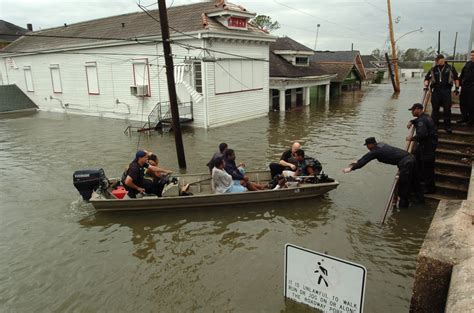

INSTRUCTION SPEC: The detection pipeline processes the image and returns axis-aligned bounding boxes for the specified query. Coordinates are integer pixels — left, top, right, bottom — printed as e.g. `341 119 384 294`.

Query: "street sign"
284 244 367 313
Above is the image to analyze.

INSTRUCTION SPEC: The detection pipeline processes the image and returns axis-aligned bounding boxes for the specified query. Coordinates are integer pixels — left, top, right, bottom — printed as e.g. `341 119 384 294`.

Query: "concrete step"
435 168 471 180
424 193 466 201
435 158 472 168
435 181 469 193
437 138 474 150
436 148 473 161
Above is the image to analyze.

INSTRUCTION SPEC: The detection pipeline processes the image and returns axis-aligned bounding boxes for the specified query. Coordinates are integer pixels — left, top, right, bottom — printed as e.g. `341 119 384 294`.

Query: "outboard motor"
73 169 109 201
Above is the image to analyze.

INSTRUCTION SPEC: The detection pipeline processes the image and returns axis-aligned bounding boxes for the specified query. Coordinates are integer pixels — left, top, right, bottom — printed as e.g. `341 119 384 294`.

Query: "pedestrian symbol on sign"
314 260 329 287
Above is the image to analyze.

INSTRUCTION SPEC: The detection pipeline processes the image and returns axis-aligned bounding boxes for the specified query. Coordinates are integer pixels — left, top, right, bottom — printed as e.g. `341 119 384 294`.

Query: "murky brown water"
1 80 436 312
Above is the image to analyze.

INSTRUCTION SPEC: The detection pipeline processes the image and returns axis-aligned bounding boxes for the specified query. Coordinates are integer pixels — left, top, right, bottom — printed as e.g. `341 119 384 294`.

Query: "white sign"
284 244 367 313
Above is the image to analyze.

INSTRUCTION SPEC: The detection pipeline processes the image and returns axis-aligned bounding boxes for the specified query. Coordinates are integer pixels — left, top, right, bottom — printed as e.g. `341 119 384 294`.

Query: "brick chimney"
27 24 33 31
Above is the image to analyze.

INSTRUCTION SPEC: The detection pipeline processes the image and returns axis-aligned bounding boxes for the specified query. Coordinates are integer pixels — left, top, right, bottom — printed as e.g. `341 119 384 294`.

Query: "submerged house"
310 50 366 96
361 54 386 83
269 37 334 111
0 1 274 128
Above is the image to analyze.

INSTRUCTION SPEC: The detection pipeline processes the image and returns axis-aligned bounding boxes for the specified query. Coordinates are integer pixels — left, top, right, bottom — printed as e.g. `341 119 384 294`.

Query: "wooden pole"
437 31 441 55
452 31 458 67
157 0 187 168
385 52 397 92
469 15 474 52
387 0 400 92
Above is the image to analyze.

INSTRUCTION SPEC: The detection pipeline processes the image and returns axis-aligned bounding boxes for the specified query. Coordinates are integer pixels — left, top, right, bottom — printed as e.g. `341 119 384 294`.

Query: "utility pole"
313 24 320 50
437 31 441 55
452 31 458 66
158 0 186 168
387 0 400 92
469 15 474 53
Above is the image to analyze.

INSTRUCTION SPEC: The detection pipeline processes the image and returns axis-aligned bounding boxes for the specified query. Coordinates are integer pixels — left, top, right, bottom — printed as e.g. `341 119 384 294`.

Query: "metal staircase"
123 101 193 135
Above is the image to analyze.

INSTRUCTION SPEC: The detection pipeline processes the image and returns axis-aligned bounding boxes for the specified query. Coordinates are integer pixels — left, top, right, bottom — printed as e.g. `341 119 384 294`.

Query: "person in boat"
146 154 173 180
212 157 247 194
342 137 417 208
206 142 228 173
223 149 267 191
269 142 301 178
294 149 323 176
406 103 438 195
123 150 167 198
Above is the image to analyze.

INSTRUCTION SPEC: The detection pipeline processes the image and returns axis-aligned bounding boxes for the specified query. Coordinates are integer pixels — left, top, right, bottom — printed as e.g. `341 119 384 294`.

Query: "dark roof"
269 37 328 78
0 20 27 43
270 53 328 78
4 1 269 53
317 63 356 82
270 36 313 52
361 55 379 69
310 50 359 63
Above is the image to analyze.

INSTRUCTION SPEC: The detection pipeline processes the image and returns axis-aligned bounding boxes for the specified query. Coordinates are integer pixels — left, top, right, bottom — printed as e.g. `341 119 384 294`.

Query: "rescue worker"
424 54 460 133
342 137 418 208
458 50 474 126
269 142 301 178
124 150 166 198
407 103 438 194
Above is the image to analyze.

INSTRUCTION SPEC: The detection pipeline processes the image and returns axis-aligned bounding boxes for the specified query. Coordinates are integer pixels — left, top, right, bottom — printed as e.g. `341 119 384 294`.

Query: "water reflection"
79 196 334 262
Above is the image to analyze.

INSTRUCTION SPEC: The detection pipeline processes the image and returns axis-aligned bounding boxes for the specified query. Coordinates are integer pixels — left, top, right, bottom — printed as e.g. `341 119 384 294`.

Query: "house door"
296 88 303 107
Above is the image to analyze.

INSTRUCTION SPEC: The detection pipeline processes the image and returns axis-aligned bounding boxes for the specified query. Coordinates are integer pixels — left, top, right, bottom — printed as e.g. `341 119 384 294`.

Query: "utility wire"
0 32 160 44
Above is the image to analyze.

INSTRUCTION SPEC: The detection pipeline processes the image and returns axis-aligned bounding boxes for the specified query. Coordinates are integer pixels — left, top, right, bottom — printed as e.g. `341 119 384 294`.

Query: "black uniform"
459 60 474 125
424 64 459 129
269 149 298 178
410 113 438 192
351 143 417 206
124 161 164 198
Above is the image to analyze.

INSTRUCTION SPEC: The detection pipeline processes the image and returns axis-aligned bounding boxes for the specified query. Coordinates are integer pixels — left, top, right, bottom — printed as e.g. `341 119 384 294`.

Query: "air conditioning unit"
136 85 149 97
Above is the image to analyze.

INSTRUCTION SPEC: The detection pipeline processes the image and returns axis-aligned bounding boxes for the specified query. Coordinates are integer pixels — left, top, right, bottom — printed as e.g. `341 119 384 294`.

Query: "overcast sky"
2 0 473 55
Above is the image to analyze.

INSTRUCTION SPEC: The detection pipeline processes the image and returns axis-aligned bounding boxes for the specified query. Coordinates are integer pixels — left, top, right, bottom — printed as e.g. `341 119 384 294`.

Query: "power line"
0 32 161 44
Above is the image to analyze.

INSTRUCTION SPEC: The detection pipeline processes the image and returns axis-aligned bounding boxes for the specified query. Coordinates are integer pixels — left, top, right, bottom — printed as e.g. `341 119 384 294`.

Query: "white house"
0 1 275 128
269 37 334 111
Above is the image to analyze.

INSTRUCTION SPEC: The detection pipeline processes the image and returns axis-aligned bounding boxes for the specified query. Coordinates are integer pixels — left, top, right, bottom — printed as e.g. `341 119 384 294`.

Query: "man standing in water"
342 137 418 208
407 103 438 194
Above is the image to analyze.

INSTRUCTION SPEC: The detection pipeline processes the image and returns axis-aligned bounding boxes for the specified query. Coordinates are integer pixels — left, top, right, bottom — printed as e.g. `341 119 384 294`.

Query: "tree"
250 15 280 33
371 49 382 58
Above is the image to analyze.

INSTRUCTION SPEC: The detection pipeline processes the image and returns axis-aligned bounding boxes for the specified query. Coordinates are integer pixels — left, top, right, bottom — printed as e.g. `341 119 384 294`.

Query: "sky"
1 0 473 55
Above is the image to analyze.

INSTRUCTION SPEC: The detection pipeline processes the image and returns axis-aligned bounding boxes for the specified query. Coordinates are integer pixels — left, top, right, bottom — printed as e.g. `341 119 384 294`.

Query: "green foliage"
250 15 280 33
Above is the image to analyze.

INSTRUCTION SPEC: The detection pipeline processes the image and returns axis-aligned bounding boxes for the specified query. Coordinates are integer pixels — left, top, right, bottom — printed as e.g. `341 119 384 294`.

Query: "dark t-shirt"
126 161 149 187
280 149 297 165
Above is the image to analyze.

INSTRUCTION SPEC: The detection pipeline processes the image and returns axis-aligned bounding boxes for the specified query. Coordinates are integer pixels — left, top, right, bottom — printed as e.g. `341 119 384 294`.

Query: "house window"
23 66 34 92
214 60 264 94
132 59 151 96
295 57 308 66
85 62 100 95
194 62 202 93
49 64 62 93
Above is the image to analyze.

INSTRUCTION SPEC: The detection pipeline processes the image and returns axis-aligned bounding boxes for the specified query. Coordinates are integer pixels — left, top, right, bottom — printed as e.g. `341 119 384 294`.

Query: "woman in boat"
223 149 267 191
212 157 247 194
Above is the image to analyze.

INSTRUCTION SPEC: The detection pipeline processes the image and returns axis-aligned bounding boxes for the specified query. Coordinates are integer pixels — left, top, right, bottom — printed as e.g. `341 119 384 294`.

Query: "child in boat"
212 157 247 194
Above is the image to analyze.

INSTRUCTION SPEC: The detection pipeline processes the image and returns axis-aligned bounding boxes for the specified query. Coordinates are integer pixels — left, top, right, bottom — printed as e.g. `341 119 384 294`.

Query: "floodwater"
1 80 436 312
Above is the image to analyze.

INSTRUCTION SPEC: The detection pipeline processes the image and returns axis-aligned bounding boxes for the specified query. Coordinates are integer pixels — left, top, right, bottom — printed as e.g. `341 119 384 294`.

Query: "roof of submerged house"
3 1 270 53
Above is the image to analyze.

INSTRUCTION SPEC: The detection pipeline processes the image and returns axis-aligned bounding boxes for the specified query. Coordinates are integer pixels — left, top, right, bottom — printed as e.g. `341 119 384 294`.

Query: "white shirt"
212 167 233 194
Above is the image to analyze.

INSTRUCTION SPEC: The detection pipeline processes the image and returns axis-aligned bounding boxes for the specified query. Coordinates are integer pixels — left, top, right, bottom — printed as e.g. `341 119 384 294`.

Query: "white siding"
1 38 271 128
204 40 270 128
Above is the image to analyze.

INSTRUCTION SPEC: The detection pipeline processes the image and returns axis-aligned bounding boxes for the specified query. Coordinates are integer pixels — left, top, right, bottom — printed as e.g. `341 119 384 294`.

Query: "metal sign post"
284 244 367 312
